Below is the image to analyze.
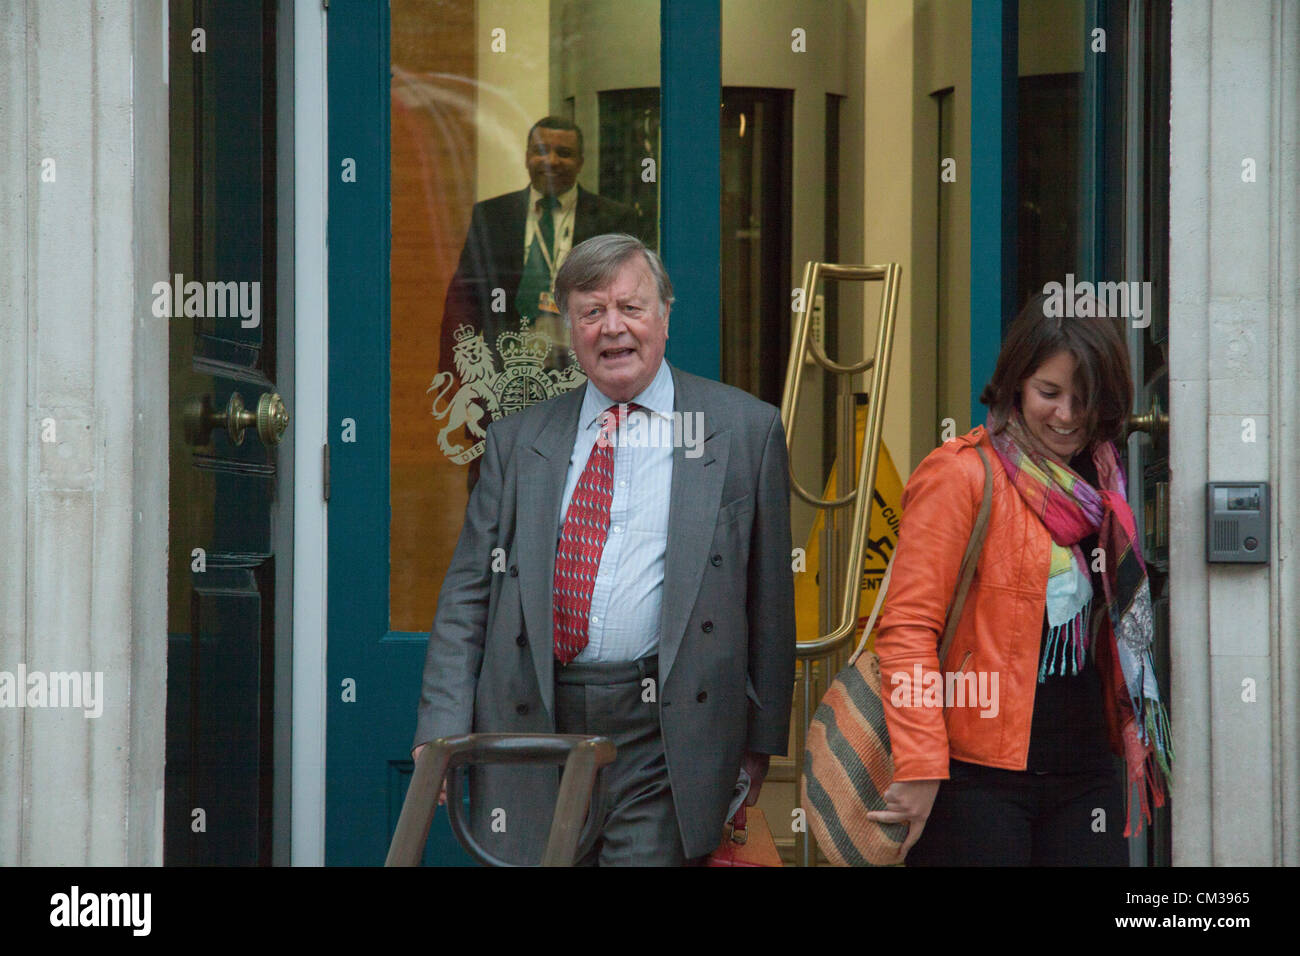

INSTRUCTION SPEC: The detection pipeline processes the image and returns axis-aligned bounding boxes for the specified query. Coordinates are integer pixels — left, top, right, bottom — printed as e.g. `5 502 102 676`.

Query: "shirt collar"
529 184 578 215
580 359 675 429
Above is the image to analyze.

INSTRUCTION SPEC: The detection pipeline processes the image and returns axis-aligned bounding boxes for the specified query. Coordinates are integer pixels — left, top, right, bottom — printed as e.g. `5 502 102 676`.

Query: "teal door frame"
325 0 722 865
970 0 1124 425
327 0 411 866
969 0 1017 428
661 0 721 378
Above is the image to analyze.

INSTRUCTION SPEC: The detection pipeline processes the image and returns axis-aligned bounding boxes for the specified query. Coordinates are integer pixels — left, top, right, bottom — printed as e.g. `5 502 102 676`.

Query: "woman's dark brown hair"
979 292 1133 445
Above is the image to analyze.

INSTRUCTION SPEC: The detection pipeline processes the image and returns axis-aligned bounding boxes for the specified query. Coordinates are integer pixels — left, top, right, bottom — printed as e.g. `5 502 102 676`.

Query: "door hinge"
323 443 331 501
322 0 329 10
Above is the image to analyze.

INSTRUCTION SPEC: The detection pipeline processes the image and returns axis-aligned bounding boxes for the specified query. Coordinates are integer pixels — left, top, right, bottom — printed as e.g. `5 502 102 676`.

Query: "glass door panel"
1017 0 1172 866
721 88 792 409
325 0 664 865
389 0 661 635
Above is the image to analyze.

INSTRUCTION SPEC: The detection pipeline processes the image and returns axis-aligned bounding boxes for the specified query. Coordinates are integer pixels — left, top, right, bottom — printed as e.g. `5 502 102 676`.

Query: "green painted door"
166 0 287 866
324 0 719 865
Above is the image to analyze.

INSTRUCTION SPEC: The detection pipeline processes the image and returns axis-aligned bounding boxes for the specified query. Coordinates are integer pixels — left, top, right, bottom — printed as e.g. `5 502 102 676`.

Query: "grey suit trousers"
554 655 691 866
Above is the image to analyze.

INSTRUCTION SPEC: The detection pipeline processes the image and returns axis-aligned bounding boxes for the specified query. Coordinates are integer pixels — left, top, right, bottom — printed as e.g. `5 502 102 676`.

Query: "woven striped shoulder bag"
801 445 992 866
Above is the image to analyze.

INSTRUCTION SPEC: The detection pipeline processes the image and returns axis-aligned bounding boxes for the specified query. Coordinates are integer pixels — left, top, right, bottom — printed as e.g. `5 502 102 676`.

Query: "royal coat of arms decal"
427 323 586 464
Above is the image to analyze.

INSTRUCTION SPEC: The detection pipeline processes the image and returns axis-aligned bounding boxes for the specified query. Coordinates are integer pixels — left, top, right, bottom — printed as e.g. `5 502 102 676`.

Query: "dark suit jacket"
438 185 641 375
414 363 797 863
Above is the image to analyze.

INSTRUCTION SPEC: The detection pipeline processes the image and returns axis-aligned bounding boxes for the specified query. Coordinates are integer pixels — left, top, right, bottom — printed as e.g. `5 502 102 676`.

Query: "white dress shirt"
557 360 675 663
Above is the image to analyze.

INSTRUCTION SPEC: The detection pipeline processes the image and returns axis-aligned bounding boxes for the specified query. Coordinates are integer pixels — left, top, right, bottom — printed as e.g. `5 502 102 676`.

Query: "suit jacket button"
696 691 708 702
515 634 527 647
509 565 518 577
701 621 714 633
711 553 722 566
516 703 529 715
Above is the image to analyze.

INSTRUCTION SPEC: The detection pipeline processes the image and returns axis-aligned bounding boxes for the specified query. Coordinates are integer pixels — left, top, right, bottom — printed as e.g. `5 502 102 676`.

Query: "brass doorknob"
184 392 291 447
1127 394 1168 440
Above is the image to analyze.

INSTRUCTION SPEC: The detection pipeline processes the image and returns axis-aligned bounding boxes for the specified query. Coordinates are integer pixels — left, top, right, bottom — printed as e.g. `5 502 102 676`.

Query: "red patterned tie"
553 403 638 663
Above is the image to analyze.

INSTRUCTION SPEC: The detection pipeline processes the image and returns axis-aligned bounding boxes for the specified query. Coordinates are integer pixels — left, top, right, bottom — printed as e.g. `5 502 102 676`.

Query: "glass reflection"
390 0 660 632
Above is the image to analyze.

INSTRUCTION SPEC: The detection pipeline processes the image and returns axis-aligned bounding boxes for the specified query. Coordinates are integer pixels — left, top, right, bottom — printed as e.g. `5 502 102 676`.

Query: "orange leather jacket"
875 426 1056 781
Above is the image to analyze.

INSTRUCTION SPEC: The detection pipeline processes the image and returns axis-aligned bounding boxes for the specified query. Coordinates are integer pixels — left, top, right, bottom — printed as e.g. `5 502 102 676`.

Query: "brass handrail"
780 260 901 867
385 733 617 867
780 261 901 657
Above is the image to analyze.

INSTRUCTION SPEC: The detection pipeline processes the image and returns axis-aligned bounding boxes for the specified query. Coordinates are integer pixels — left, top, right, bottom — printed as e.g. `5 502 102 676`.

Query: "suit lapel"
573 187 594 243
496 187 530 279
658 367 729 687
518 386 584 717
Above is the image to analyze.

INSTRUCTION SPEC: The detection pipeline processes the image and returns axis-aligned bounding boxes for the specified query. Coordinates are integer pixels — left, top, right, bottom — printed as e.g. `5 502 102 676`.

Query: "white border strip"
291 0 328 867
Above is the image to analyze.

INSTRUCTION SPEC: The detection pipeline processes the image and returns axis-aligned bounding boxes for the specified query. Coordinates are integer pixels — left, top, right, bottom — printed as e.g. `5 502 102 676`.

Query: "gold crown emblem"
497 328 550 366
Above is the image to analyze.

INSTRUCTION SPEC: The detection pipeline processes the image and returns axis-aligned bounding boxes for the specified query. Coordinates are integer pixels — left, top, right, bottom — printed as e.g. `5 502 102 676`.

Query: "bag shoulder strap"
936 444 993 667
849 443 994 666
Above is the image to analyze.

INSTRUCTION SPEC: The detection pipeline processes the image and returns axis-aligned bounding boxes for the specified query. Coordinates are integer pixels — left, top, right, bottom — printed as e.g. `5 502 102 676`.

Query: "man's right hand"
411 743 448 806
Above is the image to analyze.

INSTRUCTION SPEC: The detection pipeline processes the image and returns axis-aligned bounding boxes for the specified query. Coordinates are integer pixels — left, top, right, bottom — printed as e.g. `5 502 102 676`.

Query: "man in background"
437 116 640 381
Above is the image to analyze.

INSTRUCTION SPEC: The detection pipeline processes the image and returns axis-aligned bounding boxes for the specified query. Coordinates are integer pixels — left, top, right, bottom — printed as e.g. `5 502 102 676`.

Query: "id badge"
537 290 561 316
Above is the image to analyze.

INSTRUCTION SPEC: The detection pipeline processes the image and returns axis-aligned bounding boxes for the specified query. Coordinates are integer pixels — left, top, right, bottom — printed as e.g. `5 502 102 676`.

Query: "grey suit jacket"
413 362 796 862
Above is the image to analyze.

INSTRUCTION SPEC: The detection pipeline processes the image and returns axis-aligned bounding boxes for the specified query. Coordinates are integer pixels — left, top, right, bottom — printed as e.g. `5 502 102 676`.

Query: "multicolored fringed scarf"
986 410 1173 835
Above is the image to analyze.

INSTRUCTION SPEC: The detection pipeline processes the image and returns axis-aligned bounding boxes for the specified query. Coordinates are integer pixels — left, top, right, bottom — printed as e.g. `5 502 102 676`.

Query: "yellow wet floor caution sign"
794 406 903 652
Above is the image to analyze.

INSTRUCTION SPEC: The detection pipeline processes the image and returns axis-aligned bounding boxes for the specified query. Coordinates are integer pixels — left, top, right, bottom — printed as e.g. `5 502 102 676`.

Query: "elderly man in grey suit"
412 233 796 866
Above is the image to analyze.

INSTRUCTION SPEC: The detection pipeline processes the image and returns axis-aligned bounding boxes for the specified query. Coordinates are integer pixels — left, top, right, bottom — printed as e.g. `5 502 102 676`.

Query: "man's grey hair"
554 233 675 319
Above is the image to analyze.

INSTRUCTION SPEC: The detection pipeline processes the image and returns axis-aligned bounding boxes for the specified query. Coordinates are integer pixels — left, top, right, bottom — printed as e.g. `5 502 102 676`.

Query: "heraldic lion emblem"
428 323 585 464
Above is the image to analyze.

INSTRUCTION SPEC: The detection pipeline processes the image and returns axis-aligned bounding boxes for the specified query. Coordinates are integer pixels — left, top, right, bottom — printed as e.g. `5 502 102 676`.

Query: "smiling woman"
1020 352 1089 463
980 291 1133 460
869 293 1172 867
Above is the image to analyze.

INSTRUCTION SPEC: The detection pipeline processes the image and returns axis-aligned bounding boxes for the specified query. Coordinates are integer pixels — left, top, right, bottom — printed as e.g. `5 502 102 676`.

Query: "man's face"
526 128 583 196
567 256 669 404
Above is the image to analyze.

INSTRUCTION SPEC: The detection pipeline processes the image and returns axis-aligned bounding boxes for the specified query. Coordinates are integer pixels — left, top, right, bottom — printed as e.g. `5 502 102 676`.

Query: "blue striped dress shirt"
557 359 675 663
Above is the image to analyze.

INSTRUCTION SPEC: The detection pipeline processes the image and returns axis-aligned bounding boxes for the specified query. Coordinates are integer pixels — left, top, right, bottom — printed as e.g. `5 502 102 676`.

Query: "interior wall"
1019 0 1084 76
476 0 551 200
553 0 660 188
912 0 971 473
721 0 860 546
905 0 1090 477
863 0 917 474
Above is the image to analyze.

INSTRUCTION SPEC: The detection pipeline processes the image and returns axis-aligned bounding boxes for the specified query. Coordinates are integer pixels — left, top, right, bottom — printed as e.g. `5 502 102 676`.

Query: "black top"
1025 450 1114 773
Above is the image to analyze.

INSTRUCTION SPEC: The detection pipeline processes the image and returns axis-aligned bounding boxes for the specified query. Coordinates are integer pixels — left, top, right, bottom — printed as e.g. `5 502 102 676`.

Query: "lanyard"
532 199 571 285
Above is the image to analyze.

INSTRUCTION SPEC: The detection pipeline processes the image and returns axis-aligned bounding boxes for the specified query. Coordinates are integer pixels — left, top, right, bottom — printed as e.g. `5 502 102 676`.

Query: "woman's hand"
865 779 942 855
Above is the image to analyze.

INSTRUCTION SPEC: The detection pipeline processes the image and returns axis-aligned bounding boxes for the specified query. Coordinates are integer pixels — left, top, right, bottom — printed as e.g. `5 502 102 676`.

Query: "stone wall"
1169 0 1300 866
0 0 169 866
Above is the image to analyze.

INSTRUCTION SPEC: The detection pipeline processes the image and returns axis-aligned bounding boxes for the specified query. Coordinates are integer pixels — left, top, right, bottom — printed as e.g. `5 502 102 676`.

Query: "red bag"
706 807 783 867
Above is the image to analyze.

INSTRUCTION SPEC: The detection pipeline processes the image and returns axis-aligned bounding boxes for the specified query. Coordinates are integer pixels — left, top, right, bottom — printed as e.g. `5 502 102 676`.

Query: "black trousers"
905 759 1129 866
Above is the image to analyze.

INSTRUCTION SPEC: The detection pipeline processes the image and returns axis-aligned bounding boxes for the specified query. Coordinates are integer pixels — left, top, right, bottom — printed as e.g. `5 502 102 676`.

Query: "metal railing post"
783 261 901 867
